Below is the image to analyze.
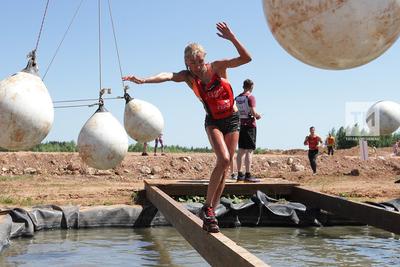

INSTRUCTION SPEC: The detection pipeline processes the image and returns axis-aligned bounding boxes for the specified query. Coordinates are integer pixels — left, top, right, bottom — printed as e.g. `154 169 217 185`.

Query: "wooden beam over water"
290 186 400 234
145 181 269 267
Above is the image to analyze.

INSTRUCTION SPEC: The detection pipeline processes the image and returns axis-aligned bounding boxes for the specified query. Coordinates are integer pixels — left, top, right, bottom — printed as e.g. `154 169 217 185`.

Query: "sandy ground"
0 147 399 207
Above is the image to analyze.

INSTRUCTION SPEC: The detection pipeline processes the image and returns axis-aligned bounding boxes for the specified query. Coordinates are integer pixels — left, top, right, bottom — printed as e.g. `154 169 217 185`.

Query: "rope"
43 0 85 80
53 96 123 104
53 96 124 109
107 0 125 89
54 103 99 109
35 0 51 52
98 0 102 94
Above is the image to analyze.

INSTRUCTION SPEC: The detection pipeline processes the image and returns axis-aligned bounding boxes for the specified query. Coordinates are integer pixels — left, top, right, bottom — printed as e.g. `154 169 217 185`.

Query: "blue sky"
1 0 399 149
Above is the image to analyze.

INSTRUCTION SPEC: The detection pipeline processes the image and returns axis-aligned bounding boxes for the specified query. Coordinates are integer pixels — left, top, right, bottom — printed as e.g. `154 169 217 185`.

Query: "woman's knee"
216 155 230 169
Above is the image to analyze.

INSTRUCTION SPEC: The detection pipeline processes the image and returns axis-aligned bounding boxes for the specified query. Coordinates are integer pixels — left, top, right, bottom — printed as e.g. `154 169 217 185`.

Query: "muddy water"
0 226 398 266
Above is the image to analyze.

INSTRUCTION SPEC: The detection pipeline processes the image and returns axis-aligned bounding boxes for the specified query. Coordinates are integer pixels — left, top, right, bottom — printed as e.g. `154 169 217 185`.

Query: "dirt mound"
0 148 399 206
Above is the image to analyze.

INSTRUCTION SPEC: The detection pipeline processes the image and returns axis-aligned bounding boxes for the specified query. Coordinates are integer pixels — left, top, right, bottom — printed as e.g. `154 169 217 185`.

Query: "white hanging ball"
366 101 400 135
124 98 164 143
0 72 54 150
263 0 400 69
78 109 128 170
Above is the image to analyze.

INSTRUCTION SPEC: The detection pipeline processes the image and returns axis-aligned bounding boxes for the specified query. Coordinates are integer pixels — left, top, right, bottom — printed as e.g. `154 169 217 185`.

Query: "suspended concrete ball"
124 95 164 143
366 101 400 135
263 0 400 69
78 108 128 170
0 71 54 150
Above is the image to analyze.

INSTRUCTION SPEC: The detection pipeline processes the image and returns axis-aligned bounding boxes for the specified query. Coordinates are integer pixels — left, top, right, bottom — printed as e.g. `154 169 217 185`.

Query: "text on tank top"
191 73 234 119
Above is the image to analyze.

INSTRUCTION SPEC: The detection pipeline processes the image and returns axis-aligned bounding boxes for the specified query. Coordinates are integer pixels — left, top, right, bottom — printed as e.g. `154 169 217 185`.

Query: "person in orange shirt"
304 126 322 175
325 133 336 156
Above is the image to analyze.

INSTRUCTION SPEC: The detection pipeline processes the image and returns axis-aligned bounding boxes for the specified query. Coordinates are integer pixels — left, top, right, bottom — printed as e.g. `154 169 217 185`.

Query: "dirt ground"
0 147 399 208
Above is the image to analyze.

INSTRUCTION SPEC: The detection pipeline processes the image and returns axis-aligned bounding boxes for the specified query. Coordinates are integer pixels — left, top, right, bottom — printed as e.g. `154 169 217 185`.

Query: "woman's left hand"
216 22 235 41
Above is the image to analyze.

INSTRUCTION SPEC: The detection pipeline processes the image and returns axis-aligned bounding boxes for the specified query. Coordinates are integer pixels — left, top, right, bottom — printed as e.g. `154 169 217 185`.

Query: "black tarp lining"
1 191 398 253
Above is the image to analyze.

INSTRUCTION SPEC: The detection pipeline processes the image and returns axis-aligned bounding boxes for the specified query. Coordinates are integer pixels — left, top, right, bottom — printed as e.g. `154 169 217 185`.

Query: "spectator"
325 133 336 156
154 134 165 156
235 79 261 182
142 142 148 156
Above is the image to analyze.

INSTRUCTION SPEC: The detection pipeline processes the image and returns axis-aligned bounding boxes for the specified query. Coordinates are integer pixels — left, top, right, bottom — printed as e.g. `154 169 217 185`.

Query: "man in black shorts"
235 79 262 182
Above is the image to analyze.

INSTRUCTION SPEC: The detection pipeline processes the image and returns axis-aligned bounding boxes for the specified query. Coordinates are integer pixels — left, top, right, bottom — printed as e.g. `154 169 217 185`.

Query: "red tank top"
192 73 234 119
307 135 320 150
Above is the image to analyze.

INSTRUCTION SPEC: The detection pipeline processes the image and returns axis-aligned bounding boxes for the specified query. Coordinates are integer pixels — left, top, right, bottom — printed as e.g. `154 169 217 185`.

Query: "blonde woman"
123 22 251 233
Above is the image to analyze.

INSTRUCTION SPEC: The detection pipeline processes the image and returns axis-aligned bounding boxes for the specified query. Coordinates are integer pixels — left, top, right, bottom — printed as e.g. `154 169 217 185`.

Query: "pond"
0 226 399 266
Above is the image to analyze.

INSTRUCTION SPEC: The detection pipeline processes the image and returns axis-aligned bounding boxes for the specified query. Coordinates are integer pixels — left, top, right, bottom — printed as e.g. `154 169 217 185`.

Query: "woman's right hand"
122 75 146 84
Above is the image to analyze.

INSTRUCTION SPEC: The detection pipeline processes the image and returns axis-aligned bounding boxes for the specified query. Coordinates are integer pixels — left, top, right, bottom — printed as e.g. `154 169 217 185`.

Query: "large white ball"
263 0 400 69
78 110 128 170
124 98 164 143
366 101 400 135
0 72 54 150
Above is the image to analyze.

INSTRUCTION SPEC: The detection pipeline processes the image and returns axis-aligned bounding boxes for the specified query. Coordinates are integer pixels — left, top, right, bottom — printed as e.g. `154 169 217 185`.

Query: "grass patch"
175 194 249 204
0 196 14 204
0 175 30 182
0 196 36 206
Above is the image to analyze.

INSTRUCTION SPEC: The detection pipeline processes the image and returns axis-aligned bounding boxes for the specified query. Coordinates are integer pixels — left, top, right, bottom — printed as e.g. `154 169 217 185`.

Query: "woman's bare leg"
205 126 231 207
212 131 239 207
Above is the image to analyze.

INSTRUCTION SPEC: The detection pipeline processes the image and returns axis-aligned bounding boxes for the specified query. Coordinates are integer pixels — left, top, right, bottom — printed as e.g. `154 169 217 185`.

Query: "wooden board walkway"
145 181 269 267
146 178 299 196
144 179 400 265
290 186 400 235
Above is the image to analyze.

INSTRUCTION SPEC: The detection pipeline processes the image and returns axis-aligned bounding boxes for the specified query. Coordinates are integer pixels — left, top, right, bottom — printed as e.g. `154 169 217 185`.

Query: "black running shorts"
204 112 240 135
238 126 256 150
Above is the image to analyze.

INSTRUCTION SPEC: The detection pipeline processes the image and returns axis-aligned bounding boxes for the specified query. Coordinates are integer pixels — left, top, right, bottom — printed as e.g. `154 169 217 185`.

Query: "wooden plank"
146 179 298 196
290 186 400 234
145 181 269 267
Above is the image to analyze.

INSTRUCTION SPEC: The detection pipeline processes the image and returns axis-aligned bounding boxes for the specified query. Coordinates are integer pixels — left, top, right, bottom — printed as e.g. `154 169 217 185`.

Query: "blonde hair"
184 43 206 63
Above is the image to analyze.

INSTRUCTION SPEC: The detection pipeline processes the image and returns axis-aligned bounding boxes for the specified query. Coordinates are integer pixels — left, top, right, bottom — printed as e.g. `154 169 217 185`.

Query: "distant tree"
336 126 357 149
30 141 77 152
128 142 146 152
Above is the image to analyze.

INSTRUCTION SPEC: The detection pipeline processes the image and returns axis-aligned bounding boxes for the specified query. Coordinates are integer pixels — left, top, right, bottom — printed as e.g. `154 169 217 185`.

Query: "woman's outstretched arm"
122 70 188 84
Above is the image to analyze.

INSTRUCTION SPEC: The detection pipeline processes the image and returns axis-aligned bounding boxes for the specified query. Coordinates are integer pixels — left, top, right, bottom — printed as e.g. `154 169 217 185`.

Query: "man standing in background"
235 79 261 182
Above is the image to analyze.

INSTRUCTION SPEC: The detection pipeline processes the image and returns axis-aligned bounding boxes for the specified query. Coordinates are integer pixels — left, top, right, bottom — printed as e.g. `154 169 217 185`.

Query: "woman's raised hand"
216 22 235 41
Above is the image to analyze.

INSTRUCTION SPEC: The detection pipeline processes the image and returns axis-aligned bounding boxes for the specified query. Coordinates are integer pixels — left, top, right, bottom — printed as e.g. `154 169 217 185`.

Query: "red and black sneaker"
200 205 219 233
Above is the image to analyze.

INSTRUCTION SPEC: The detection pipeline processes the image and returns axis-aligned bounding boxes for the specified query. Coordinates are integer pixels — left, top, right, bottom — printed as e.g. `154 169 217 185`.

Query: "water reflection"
0 226 398 267
222 226 400 267
0 227 207 267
